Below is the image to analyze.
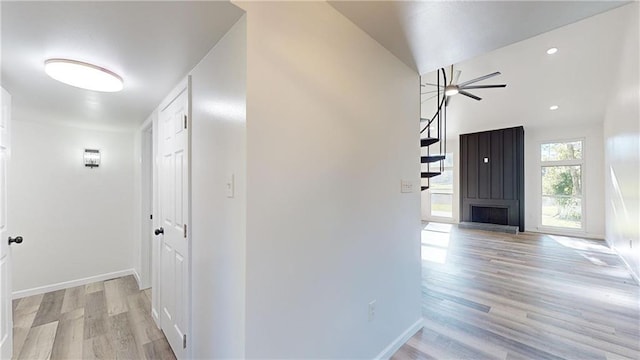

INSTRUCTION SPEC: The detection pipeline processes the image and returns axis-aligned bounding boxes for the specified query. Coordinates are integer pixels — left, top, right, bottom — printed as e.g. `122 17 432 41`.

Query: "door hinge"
183 334 187 348
184 224 187 238
150 214 153 220
184 115 187 129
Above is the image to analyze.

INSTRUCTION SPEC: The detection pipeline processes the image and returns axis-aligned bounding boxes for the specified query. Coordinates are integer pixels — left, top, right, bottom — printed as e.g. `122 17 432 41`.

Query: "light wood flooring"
11 275 175 360
393 223 640 360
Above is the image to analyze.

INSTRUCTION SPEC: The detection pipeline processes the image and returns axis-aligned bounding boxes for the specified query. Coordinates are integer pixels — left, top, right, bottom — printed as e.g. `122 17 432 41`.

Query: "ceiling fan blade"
459 90 482 101
457 71 501 87
423 82 444 88
460 84 507 90
421 94 438 103
421 89 442 94
453 70 461 85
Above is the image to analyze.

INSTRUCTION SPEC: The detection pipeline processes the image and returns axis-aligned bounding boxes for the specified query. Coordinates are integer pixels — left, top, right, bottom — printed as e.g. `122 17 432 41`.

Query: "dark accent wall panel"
467 134 478 198
478 132 490 199
517 128 525 231
490 131 503 199
503 128 515 200
460 126 525 231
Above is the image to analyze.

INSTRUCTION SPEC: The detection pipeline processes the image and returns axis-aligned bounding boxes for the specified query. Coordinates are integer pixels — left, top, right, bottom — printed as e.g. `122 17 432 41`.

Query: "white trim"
525 228 605 240
609 243 640 285
422 217 458 225
138 123 153 290
374 318 423 360
159 78 188 112
133 269 142 289
12 269 135 299
151 308 160 328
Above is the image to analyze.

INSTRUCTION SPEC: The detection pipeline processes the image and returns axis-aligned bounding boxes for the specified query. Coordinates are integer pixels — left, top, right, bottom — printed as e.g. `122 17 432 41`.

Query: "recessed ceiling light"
549 105 559 110
44 58 123 92
546 47 558 55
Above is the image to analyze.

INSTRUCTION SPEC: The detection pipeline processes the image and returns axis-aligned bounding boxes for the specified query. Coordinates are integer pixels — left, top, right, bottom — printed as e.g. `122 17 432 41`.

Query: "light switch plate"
401 180 413 193
226 174 234 198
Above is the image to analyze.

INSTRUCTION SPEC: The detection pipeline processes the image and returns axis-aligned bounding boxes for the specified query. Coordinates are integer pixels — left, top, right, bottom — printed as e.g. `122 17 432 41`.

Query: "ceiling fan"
421 65 507 104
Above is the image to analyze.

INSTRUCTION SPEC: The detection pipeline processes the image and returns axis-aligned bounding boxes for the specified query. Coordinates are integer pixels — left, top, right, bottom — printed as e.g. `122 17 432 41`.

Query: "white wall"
189 16 247 359
603 2 639 280
9 119 135 293
239 2 422 358
524 123 605 238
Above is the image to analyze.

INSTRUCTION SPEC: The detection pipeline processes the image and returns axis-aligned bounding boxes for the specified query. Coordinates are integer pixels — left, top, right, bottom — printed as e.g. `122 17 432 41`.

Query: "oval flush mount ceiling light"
546 47 558 55
549 105 559 110
44 58 123 92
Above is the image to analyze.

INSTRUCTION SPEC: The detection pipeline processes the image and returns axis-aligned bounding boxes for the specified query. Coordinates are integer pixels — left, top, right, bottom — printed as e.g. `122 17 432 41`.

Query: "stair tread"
421 155 446 163
421 172 441 178
421 138 439 147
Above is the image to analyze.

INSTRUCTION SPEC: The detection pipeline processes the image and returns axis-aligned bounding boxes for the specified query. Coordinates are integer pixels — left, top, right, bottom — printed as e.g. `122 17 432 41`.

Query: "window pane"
443 153 453 167
430 193 453 218
541 141 582 161
426 153 453 171
542 196 582 228
542 166 582 196
429 169 453 191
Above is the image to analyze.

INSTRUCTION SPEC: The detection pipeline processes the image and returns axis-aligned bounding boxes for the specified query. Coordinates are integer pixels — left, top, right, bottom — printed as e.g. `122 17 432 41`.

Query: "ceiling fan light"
444 85 459 96
44 58 123 92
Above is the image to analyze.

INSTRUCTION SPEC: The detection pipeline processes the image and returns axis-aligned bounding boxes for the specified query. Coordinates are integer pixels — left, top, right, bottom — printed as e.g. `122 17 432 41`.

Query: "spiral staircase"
420 68 448 191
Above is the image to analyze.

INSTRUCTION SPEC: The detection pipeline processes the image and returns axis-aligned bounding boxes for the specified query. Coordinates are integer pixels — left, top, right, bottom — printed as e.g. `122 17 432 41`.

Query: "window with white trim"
540 140 584 230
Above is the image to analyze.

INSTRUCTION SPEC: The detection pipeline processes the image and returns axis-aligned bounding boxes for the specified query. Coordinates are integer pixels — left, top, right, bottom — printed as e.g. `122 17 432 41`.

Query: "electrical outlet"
368 300 376 322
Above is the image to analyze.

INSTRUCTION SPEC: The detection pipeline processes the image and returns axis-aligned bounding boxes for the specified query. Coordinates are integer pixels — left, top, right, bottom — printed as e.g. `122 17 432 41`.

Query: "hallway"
12 275 174 359
393 224 640 359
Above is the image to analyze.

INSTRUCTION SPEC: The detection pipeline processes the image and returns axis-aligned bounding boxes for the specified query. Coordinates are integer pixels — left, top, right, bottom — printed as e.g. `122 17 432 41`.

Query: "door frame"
152 77 191 357
139 121 154 290
0 87 13 359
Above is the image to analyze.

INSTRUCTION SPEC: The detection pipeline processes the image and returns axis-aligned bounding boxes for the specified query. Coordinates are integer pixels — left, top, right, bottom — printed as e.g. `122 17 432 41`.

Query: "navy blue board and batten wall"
460 126 525 232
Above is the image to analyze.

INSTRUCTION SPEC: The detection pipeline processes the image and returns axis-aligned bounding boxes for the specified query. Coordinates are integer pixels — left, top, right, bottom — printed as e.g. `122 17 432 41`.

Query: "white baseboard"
133 269 142 289
610 244 640 286
151 308 160 328
525 227 605 240
375 318 423 360
12 269 135 299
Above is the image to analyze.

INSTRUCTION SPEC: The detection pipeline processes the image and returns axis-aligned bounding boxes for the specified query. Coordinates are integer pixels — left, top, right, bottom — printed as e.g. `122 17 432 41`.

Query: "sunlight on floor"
549 235 614 253
421 222 452 264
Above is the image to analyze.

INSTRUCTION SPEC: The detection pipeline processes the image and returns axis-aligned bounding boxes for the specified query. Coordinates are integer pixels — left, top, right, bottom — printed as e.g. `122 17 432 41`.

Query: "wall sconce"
84 149 101 168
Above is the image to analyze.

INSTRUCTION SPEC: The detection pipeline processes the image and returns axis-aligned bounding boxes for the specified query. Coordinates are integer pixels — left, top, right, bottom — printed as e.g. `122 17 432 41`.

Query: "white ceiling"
1 1 244 130
2 1 633 134
419 3 637 136
329 1 628 75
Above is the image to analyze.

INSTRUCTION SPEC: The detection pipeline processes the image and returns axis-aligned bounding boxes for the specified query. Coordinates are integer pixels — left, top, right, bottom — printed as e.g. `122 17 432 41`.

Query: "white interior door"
0 87 13 359
156 81 190 358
